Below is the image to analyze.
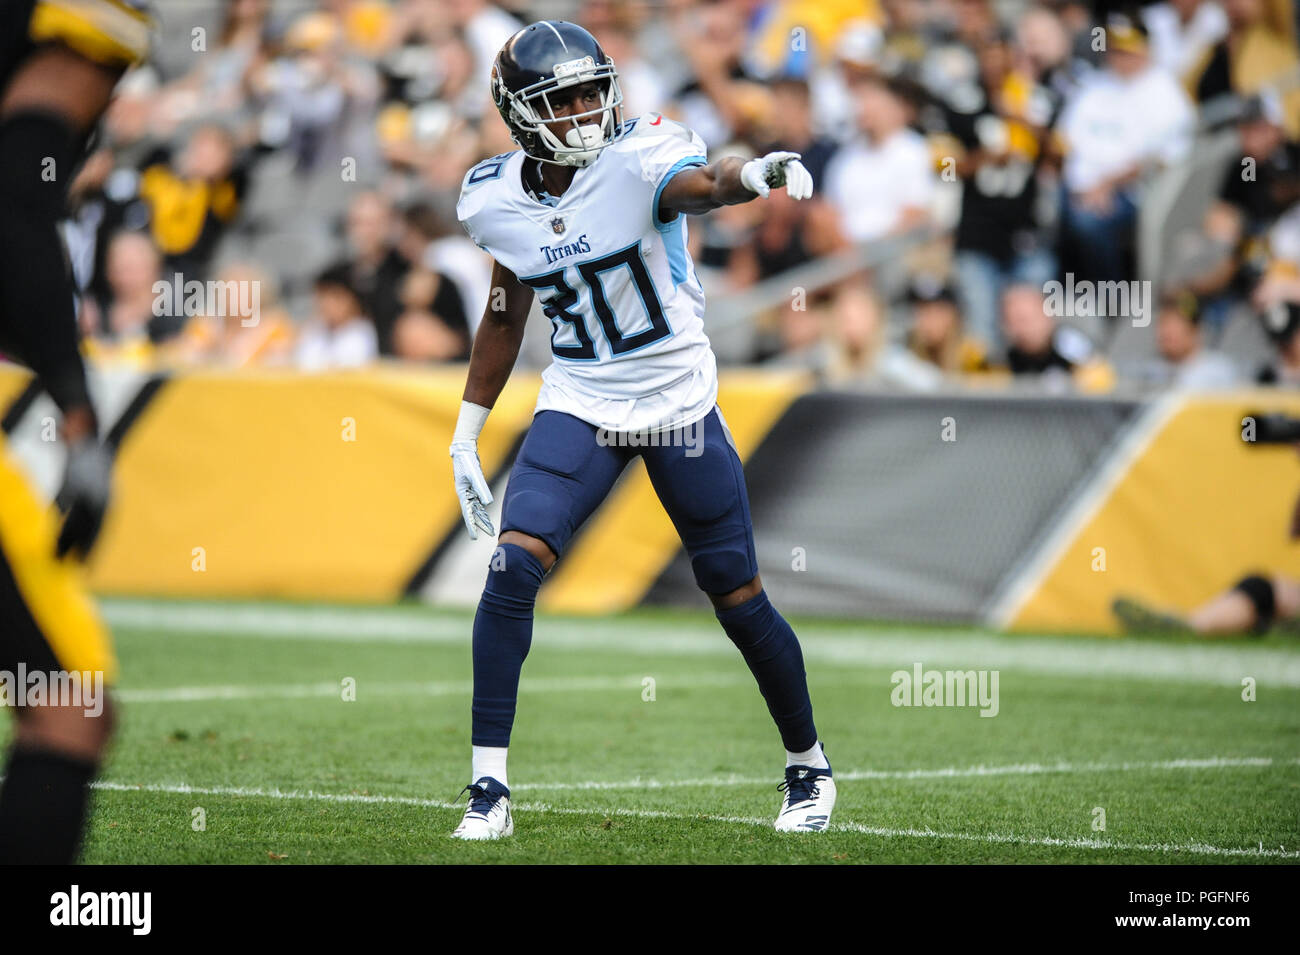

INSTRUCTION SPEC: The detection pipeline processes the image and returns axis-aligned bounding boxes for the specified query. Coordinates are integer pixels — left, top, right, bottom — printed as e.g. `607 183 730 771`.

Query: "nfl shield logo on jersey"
550 216 566 235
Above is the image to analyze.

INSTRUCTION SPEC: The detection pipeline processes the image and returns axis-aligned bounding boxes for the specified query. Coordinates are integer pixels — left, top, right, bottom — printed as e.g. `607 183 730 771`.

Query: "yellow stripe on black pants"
0 440 115 684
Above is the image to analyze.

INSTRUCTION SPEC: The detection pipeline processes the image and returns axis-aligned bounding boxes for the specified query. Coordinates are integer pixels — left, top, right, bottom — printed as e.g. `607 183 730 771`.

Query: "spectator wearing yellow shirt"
137 124 247 280
1189 0 1300 138
749 0 885 75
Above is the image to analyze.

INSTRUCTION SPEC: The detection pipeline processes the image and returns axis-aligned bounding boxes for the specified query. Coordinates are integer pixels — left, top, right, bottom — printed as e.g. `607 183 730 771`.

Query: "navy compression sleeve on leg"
471 543 546 747
716 590 818 753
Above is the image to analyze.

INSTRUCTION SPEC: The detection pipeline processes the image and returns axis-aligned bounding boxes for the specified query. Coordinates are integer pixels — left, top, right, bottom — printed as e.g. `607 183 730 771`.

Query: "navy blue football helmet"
491 21 624 168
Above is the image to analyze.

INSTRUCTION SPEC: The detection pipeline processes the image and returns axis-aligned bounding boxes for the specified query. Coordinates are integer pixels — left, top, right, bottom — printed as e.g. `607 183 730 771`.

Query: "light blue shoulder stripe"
652 156 707 291
652 156 708 234
661 216 692 290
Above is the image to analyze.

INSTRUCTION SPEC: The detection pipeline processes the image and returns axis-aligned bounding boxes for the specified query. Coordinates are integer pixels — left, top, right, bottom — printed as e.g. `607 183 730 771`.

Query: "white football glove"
740 151 814 200
450 401 495 541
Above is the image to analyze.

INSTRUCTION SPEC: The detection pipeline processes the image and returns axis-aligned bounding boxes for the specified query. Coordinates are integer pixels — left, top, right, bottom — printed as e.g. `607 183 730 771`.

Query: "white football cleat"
775 764 836 832
451 776 513 840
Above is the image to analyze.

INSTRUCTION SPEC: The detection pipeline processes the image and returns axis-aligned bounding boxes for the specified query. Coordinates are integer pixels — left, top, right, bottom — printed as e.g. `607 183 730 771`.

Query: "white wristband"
451 400 490 448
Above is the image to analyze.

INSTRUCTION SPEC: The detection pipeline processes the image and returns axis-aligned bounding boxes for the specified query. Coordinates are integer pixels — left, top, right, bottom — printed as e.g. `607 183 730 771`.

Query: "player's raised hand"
741 151 814 201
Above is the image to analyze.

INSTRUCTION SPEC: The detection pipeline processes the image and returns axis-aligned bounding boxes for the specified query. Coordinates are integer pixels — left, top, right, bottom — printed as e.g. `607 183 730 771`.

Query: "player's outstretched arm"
657 151 814 222
449 260 535 540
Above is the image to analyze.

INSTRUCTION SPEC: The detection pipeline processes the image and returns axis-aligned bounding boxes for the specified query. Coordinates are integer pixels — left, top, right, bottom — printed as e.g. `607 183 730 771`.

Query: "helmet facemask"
500 56 624 168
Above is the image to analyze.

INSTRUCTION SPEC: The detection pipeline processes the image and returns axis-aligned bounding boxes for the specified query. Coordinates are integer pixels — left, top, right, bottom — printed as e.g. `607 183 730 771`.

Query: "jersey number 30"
522 243 672 360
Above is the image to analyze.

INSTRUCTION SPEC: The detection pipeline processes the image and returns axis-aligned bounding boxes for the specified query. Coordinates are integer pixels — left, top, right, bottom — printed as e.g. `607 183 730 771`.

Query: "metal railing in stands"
704 224 939 333
1132 64 1300 357
1196 65 1300 132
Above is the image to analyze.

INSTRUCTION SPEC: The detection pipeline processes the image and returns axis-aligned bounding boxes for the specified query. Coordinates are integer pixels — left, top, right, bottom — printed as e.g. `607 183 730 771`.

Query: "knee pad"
499 488 568 559
1233 574 1276 634
691 544 756 596
479 543 545 620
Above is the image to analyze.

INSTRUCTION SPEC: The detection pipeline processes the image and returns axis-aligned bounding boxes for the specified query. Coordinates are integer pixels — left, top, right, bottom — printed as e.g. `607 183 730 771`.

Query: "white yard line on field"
116 672 748 703
101 599 1300 688
510 756 1300 792
89 779 1300 860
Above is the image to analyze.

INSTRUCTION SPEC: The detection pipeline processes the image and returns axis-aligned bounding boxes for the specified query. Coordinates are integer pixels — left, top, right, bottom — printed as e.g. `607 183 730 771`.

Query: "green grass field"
13 598 1300 864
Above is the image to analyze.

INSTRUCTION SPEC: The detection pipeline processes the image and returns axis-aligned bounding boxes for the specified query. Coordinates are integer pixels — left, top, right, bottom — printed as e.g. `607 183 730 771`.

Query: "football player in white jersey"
449 20 833 840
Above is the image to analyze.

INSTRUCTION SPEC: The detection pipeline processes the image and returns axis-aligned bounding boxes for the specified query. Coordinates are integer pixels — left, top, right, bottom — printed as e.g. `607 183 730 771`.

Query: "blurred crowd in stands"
54 0 1300 392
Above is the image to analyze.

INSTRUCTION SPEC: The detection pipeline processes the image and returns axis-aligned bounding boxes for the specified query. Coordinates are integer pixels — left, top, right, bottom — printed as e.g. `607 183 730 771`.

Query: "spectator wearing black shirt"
1186 94 1299 332
389 204 471 362
1002 282 1095 384
397 203 469 334
392 267 471 361
332 190 408 356
63 147 145 330
745 77 841 280
1220 97 1300 232
1257 301 1300 385
942 29 1061 350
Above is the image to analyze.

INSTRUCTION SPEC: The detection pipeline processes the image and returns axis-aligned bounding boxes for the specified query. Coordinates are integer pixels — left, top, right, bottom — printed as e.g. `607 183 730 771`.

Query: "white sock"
472 746 509 791
786 741 829 770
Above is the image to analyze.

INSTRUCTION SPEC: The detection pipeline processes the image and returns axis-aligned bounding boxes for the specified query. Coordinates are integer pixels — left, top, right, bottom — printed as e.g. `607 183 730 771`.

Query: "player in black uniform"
0 0 153 863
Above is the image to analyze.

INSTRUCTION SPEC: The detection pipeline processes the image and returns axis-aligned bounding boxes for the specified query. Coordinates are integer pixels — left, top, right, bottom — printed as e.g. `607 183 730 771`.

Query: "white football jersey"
457 114 718 433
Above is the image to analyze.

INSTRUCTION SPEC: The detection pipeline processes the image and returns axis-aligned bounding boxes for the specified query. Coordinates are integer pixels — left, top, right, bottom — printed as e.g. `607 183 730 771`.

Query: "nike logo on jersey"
540 233 592 265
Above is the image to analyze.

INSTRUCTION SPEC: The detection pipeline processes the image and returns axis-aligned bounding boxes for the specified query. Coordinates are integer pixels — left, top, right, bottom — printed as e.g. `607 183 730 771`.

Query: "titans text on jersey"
540 233 592 264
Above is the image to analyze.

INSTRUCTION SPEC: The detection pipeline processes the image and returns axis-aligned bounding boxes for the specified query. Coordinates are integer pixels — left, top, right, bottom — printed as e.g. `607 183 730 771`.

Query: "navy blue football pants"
471 408 818 754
